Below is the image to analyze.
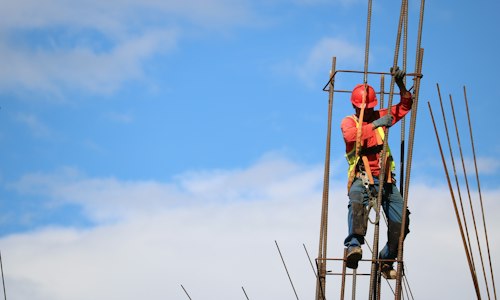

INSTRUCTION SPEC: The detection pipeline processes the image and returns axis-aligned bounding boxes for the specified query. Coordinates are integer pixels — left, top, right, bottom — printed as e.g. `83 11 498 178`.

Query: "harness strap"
362 155 374 184
385 156 393 183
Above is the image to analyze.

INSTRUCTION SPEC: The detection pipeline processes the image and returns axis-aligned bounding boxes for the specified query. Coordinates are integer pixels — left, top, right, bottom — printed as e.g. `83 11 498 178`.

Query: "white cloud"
0 0 254 33
9 155 323 222
293 0 361 6
2 156 499 300
0 28 178 94
14 112 52 138
294 37 364 87
105 112 134 123
0 0 257 95
468 156 500 175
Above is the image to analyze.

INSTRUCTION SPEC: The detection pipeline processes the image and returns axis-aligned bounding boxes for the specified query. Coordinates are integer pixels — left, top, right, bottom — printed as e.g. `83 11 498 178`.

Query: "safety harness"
345 115 396 223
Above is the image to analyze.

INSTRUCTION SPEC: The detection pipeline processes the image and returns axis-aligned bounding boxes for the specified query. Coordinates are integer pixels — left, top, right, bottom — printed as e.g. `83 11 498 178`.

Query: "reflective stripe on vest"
345 115 396 180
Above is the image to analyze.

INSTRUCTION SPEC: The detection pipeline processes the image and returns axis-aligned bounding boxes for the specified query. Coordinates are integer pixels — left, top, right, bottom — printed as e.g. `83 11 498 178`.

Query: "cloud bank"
0 0 257 94
2 155 499 299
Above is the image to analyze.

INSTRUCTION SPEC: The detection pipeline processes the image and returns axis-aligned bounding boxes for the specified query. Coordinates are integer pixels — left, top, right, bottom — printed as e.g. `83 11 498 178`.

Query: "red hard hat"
350 84 377 108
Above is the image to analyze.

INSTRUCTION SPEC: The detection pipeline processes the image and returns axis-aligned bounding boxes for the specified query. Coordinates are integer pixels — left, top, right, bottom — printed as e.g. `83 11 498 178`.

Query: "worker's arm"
341 116 377 143
393 66 413 109
393 66 408 95
379 67 413 123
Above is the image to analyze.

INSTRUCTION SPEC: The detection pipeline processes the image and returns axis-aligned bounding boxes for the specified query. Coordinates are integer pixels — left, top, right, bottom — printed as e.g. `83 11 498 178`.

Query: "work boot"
381 263 397 280
346 246 362 269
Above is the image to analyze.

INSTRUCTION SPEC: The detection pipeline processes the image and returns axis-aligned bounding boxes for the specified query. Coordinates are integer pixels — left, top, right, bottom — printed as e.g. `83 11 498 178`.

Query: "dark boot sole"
346 252 362 269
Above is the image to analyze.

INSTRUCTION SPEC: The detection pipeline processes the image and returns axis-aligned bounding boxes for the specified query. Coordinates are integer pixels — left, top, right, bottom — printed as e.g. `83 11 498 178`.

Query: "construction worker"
341 67 412 279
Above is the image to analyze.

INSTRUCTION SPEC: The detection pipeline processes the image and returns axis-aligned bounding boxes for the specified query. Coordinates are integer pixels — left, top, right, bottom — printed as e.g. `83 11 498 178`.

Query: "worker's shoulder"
342 114 358 124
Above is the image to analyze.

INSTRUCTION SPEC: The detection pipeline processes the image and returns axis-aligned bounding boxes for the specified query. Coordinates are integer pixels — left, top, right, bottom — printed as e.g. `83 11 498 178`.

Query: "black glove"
372 114 393 129
391 66 406 86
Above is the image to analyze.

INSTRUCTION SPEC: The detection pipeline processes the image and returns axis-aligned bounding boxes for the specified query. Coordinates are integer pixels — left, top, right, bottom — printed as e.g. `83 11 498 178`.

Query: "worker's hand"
391 66 406 86
372 114 393 129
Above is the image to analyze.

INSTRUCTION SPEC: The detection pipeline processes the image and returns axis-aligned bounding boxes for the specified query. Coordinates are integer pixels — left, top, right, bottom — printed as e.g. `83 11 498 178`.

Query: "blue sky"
0 0 499 299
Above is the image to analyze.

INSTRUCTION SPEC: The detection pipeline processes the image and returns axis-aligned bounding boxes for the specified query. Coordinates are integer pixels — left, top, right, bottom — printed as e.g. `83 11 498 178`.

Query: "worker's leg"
344 178 371 269
380 182 410 261
344 178 370 248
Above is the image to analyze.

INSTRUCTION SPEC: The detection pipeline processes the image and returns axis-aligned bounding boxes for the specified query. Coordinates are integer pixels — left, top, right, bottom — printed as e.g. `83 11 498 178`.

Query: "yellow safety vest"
345 115 396 187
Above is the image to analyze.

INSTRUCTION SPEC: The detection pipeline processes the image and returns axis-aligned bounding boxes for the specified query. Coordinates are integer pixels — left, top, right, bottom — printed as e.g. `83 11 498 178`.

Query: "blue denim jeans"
344 177 409 261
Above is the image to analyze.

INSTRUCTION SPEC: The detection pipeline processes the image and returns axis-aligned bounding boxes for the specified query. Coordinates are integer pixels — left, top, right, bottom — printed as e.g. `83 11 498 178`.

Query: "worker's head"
351 84 377 109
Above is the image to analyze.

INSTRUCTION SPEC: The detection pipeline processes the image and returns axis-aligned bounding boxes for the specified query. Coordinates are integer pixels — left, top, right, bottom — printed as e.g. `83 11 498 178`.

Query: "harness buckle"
358 171 380 225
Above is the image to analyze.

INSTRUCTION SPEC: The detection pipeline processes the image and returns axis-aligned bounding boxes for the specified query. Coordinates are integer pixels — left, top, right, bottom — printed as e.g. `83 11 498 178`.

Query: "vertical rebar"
363 0 373 83
399 0 409 195
464 86 498 299
370 1 408 297
396 46 423 299
396 0 426 297
341 249 347 300
316 57 336 300
449 94 491 299
427 102 482 299
380 75 385 108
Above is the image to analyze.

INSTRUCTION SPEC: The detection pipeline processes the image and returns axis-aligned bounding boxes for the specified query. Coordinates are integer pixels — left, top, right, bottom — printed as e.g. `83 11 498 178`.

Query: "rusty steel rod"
363 0 373 84
403 265 415 300
463 86 498 300
0 251 6 300
242 287 250 300
314 259 327 300
370 0 408 297
306 246 326 300
275 241 300 300
315 57 336 300
449 93 491 299
352 269 358 300
396 0 426 296
427 102 482 299
323 69 421 92
181 284 192 300
341 249 347 300
436 85 476 270
399 0 409 196
304 244 318 279
369 0 408 300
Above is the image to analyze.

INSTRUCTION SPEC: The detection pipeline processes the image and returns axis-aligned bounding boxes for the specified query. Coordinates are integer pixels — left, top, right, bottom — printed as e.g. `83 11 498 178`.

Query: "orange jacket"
340 91 413 177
